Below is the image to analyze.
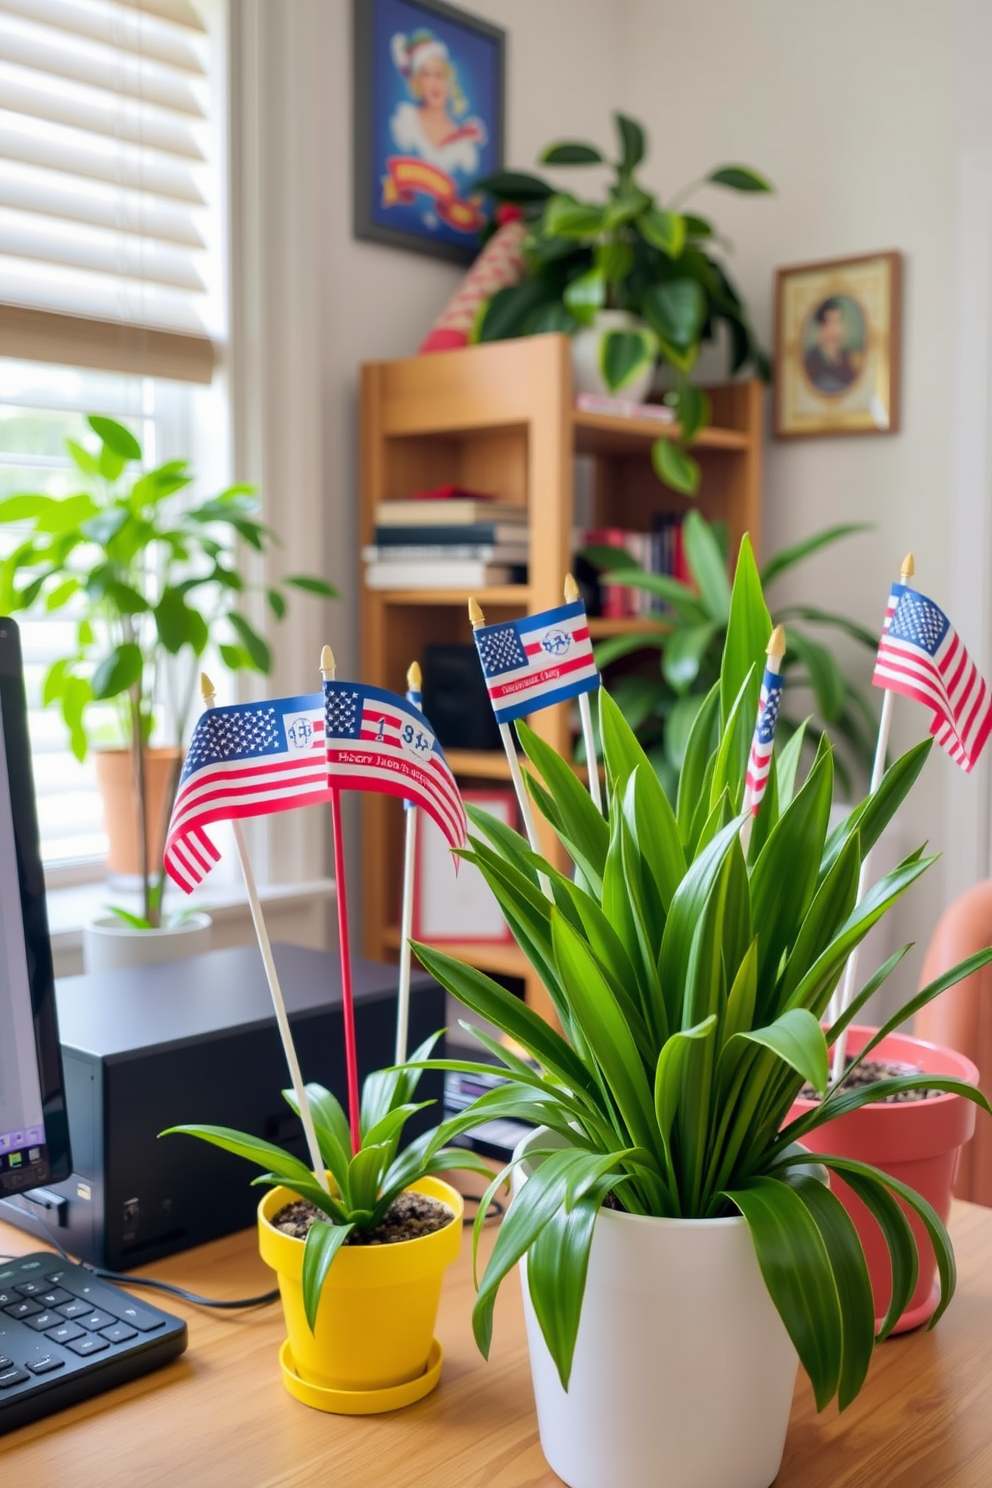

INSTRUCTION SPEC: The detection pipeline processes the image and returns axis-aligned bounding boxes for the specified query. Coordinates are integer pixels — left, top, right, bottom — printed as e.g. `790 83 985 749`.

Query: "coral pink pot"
789 1025 978 1333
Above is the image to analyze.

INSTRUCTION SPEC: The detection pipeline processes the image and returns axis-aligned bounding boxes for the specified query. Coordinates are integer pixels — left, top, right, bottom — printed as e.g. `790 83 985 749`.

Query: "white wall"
621 0 992 1004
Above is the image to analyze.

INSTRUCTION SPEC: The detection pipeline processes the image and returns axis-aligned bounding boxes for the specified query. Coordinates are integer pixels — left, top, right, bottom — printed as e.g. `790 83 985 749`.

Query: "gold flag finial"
200 671 216 703
407 660 422 691
468 597 485 628
767 624 786 660
901 552 915 581
564 573 580 602
320 644 336 679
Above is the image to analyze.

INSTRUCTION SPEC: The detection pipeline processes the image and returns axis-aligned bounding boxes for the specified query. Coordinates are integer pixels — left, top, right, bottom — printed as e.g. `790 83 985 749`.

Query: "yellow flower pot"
257 1175 463 1412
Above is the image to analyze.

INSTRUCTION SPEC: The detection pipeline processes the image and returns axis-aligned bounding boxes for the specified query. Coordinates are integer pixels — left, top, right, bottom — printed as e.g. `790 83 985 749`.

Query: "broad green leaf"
819 740 931 882
544 194 607 239
623 762 686 912
91 642 143 699
720 532 770 734
779 831 861 1008
652 438 699 495
676 681 720 841
540 141 604 165
643 279 706 348
162 1124 318 1186
88 415 142 461
228 613 271 671
736 1008 828 1096
677 384 711 442
639 206 686 256
663 622 720 694
526 1180 612 1387
475 169 554 202
563 266 606 325
301 1220 353 1332
66 439 99 475
774 720 808 810
727 1176 841 1410
594 238 634 283
659 816 742 1027
284 574 338 597
614 112 645 171
602 568 708 624
154 588 197 654
708 165 774 193
517 720 609 884
599 329 656 393
654 1015 717 1163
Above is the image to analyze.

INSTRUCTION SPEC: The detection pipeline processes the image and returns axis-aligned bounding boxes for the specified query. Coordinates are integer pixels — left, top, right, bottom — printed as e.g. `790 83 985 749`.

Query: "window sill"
46 877 337 978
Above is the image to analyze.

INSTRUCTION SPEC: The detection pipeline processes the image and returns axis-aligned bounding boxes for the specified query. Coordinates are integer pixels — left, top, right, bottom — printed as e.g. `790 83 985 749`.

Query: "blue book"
374 522 528 548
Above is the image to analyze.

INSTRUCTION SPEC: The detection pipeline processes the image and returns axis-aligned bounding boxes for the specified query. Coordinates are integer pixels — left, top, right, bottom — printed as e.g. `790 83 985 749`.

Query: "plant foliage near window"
412 534 992 1412
0 416 337 923
476 112 771 493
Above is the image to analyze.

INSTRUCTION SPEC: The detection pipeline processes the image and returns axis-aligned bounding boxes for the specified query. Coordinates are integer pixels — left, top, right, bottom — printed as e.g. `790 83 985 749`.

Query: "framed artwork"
353 0 505 264
774 251 902 438
412 788 515 943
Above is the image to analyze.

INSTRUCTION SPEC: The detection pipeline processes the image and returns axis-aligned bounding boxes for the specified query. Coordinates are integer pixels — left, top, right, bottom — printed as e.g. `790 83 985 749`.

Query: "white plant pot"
82 912 212 975
512 1127 799 1488
570 309 654 404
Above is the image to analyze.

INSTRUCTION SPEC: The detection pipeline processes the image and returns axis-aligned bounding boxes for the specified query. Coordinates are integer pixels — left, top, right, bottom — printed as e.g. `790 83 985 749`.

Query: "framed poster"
774 251 902 438
353 0 505 263
412 788 515 943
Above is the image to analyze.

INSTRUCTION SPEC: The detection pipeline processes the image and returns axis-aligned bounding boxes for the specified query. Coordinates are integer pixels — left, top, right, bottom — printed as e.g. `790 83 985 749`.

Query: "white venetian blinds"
0 0 214 383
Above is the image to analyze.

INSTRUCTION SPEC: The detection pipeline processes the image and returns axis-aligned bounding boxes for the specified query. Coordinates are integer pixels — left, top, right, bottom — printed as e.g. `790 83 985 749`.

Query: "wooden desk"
1 1202 990 1487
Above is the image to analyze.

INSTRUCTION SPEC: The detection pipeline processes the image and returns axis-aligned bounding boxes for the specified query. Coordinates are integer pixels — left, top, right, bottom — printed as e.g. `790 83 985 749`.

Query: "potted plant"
164 1036 493 1413
410 536 992 1488
0 415 336 964
582 510 881 795
476 112 771 493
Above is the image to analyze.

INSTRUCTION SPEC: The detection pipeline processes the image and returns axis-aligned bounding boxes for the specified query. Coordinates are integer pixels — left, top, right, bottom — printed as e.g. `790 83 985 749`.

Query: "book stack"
581 514 688 618
364 486 528 590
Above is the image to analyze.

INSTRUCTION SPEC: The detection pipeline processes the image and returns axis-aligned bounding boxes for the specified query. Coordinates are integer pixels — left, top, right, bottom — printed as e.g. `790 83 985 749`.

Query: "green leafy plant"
164 1037 492 1330
411 535 992 1411
0 415 337 925
476 112 771 493
583 511 879 795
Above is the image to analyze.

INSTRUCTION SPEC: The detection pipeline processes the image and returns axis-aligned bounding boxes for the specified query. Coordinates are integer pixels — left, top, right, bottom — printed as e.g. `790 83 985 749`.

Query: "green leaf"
0 495 55 524
540 141 605 165
652 439 699 495
761 524 869 587
283 574 339 598
639 206 686 257
563 267 606 325
36 494 99 532
544 195 607 239
475 169 554 202
91 642 143 700
820 740 931 882
737 1008 828 1096
787 629 846 723
219 642 249 671
228 613 272 672
683 508 732 622
99 444 125 481
719 531 770 744
516 720 609 885
614 113 645 171
708 165 774 193
525 1180 612 1388
154 588 197 655
654 1015 717 1163
66 439 100 475
88 415 142 461
677 384 710 442
301 1220 353 1332
727 1176 841 1410
162 1124 319 1187
675 682 720 840
599 329 656 393
643 279 706 348
266 587 287 620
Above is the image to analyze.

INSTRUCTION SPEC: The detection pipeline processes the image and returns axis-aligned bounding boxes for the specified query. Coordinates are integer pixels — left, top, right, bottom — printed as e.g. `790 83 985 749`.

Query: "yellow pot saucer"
278 1338 443 1415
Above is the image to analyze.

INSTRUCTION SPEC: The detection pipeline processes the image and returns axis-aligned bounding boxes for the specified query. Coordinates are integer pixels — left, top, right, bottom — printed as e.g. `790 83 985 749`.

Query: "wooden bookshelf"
359 335 763 1019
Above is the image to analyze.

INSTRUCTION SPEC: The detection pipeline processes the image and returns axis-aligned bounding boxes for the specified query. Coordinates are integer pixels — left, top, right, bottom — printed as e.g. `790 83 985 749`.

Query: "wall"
622 0 992 1006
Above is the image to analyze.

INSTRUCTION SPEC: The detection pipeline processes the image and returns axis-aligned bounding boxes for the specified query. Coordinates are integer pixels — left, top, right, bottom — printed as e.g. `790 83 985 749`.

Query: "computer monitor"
0 618 70 1193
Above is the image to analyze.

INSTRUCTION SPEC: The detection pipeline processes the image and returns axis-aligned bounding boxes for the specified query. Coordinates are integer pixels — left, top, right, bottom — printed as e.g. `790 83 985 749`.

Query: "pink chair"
915 882 992 1206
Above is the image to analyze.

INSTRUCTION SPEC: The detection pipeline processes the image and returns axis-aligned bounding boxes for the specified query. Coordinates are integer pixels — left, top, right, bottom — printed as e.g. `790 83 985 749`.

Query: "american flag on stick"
324 680 467 850
872 583 992 773
744 666 785 816
473 597 599 725
164 693 330 891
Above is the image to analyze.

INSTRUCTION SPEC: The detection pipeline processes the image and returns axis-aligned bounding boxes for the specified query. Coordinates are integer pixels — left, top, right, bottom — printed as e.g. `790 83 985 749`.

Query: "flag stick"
739 624 787 858
564 573 603 813
395 660 421 1065
199 673 330 1193
469 596 543 855
829 553 915 1082
320 644 362 1154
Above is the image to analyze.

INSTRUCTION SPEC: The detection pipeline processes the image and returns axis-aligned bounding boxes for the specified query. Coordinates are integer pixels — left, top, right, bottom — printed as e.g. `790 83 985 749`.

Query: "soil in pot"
273 1192 454 1245
800 1057 942 1104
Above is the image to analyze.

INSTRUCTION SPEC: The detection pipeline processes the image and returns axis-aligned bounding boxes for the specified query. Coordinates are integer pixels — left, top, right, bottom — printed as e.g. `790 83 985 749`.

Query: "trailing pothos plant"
583 510 879 795
411 536 992 1412
476 111 771 494
164 1036 493 1330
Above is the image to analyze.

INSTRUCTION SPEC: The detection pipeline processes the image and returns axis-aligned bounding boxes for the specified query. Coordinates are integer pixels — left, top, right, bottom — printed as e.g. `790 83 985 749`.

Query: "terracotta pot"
94 747 183 876
790 1024 978 1332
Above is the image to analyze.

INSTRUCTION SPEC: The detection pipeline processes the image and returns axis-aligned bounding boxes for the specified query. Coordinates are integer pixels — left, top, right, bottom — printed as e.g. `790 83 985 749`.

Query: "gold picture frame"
774 251 901 438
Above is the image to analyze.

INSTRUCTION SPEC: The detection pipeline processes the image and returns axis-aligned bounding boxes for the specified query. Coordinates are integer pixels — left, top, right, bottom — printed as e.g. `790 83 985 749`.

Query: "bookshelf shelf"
360 335 763 1021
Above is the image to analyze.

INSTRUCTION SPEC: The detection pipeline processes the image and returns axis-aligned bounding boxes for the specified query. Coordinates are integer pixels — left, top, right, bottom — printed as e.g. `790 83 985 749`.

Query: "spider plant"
163 1036 492 1330
411 536 992 1411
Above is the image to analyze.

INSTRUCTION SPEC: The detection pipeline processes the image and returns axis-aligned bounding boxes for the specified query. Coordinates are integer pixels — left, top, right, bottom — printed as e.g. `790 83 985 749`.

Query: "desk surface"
1 1201 990 1487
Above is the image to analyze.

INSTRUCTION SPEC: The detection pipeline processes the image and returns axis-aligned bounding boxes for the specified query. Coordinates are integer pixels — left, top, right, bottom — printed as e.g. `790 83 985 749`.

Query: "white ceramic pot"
512 1128 799 1488
82 912 212 974
570 309 655 403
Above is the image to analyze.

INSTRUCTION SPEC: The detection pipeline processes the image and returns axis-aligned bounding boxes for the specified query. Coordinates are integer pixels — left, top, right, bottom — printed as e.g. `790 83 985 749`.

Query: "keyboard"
0 1251 187 1434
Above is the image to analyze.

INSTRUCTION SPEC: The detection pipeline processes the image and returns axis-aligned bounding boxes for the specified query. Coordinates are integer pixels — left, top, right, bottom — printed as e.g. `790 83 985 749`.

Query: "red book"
585 528 633 619
409 484 498 502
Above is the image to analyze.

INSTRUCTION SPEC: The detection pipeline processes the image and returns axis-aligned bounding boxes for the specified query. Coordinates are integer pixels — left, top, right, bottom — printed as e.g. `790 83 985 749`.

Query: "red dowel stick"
330 784 361 1155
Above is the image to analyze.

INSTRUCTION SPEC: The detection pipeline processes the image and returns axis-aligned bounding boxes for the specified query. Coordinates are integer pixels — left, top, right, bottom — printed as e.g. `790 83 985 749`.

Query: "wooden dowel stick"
565 574 602 813
199 673 329 1193
321 644 362 1153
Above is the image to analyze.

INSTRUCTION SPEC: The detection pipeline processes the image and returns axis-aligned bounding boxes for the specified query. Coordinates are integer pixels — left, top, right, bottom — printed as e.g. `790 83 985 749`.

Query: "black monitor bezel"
0 618 71 1189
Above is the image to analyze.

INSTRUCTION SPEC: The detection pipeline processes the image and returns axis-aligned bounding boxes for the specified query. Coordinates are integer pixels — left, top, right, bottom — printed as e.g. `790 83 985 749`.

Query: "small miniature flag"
745 667 784 815
324 680 468 850
403 675 422 813
165 694 329 891
873 583 992 772
473 598 599 725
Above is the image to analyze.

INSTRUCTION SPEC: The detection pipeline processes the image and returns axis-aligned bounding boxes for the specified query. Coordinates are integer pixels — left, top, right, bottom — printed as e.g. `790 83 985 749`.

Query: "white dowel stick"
829 553 915 1083
395 660 421 1065
470 597 552 898
199 674 330 1193
565 574 603 813
739 624 787 859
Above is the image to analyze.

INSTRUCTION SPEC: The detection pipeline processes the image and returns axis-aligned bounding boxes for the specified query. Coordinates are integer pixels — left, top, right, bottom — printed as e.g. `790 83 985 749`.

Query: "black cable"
461 1193 504 1224
8 1206 279 1311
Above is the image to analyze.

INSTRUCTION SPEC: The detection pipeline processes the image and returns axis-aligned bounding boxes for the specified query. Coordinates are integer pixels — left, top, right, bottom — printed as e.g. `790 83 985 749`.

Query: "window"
0 0 227 873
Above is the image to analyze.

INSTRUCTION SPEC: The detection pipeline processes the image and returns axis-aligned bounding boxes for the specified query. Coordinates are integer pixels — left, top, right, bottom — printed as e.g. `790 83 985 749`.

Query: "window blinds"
0 0 214 383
